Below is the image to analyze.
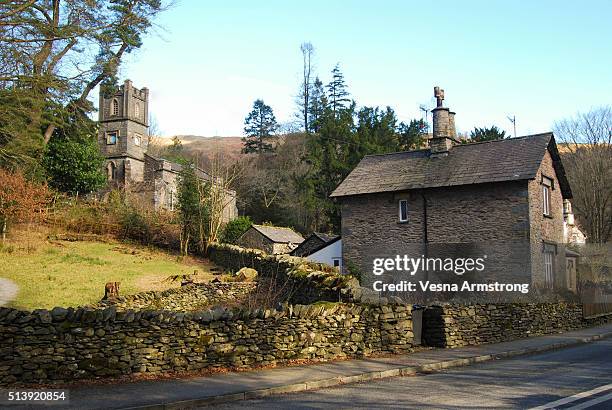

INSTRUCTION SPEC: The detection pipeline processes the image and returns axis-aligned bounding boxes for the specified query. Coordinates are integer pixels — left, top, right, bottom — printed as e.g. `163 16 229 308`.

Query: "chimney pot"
430 86 457 156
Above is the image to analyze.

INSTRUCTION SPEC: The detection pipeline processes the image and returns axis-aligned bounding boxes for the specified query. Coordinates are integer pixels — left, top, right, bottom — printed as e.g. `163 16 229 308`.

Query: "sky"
116 0 612 137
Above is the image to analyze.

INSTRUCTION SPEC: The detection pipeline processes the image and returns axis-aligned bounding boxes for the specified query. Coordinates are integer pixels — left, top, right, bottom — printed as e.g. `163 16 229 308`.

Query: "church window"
107 162 116 180
135 102 140 118
134 134 141 146
111 99 119 116
107 131 118 145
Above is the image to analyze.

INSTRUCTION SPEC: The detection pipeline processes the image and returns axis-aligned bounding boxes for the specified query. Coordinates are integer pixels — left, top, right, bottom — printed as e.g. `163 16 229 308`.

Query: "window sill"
397 220 409 224
543 214 553 219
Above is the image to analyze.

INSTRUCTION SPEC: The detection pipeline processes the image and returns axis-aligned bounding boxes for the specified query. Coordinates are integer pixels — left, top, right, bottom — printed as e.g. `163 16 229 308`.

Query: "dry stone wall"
206 243 362 304
0 303 413 385
96 283 257 312
422 303 612 348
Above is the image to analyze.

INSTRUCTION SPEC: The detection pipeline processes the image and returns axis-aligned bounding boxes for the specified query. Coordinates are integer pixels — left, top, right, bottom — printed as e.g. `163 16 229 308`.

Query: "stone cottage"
330 87 575 291
98 80 238 221
237 225 304 255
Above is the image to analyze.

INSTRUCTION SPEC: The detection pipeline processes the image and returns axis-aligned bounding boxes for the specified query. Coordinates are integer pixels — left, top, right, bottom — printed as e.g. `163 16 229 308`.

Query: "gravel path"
0 277 18 306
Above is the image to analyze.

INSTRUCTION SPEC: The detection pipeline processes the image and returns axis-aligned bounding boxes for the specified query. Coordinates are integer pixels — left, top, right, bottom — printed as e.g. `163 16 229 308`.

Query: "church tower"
98 80 149 185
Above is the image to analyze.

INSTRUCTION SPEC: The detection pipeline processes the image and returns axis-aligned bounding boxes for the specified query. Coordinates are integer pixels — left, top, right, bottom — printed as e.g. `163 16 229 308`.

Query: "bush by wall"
0 303 413 385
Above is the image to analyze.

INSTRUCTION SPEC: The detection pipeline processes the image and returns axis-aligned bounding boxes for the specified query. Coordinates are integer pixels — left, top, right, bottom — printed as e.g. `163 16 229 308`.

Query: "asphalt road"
211 338 612 409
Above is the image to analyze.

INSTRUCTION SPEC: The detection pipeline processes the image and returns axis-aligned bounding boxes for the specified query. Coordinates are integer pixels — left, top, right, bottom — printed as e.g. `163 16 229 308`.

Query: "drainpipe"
421 191 429 304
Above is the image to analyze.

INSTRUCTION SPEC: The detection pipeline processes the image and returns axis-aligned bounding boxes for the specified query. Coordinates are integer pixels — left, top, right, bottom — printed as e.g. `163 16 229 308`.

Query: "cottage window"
106 131 118 145
542 176 553 217
332 258 341 268
111 99 119 116
543 250 554 288
398 199 408 222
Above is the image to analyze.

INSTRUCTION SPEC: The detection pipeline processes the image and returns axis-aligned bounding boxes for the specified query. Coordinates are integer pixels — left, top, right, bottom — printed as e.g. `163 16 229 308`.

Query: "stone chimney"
430 86 458 157
448 111 457 139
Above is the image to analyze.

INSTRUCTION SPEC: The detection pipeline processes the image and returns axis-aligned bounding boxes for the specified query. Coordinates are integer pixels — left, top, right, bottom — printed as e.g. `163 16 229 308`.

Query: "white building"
563 200 587 245
306 237 343 271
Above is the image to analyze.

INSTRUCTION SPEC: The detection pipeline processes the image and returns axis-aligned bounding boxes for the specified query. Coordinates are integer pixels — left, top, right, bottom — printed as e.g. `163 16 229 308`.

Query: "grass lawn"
0 226 219 310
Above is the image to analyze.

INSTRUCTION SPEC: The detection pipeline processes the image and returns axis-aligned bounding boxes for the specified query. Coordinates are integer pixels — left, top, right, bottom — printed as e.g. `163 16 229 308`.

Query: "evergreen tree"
242 99 278 154
469 125 507 142
398 119 428 150
308 78 327 133
326 64 351 117
354 106 399 157
43 114 106 194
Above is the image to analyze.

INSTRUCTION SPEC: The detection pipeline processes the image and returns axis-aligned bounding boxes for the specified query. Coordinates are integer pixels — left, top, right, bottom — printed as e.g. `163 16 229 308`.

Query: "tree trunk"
1 218 6 243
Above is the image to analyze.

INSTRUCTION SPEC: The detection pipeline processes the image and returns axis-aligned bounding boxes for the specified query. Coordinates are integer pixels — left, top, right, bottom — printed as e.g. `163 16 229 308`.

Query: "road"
212 338 612 409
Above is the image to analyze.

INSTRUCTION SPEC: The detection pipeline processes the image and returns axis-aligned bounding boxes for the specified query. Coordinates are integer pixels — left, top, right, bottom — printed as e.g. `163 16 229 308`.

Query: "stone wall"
236 228 275 254
206 243 361 304
0 303 413 385
339 182 533 287
96 283 257 312
422 303 612 348
528 149 566 288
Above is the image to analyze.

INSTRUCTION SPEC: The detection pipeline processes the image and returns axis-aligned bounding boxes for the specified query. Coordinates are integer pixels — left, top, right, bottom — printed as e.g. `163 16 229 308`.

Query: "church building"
98 79 238 221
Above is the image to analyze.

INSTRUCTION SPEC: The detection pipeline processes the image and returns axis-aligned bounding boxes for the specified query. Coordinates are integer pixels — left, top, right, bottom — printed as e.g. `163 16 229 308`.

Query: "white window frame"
542 176 552 217
398 199 408 222
169 191 175 211
134 133 142 146
111 98 119 116
543 250 554 289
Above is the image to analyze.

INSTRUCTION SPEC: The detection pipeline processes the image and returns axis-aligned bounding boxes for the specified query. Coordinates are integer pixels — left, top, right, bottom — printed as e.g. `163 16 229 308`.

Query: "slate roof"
330 133 572 199
307 235 341 256
313 232 339 242
251 225 304 244
290 232 340 257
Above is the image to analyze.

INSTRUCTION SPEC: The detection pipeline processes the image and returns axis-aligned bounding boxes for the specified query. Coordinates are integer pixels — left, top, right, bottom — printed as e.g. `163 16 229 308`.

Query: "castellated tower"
98 79 149 185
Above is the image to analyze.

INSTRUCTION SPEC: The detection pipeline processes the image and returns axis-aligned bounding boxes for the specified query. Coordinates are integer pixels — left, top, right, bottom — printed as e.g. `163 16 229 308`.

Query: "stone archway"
107 162 116 181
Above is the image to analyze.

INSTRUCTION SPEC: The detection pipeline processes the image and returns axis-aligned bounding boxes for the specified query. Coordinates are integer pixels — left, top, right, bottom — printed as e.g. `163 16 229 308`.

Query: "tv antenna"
419 104 430 122
507 115 516 138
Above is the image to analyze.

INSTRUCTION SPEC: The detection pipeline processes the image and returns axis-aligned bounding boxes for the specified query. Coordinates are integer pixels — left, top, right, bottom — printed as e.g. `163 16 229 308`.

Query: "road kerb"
121 330 611 410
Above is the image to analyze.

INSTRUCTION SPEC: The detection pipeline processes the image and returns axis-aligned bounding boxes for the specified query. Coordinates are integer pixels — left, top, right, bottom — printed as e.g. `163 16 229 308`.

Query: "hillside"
156 135 245 162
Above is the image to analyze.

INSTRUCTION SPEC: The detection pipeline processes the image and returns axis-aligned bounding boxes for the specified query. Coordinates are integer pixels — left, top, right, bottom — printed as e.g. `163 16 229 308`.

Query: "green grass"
1 229 217 310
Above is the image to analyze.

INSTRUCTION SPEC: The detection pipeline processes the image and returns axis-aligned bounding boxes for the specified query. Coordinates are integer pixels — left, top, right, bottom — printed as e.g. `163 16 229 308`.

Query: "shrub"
220 216 253 244
0 168 49 240
43 126 106 194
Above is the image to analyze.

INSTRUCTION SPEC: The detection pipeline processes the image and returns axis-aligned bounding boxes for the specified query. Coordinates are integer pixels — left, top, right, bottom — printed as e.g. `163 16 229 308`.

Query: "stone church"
98 79 238 221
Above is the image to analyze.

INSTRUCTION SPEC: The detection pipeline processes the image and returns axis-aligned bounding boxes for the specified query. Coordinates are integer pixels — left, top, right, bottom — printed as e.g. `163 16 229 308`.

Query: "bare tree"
298 42 314 133
554 106 612 243
203 154 243 246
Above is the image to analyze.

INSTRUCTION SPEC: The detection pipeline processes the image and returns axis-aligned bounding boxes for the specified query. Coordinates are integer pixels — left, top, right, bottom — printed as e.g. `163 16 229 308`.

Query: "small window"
543 250 554 288
107 162 116 180
398 199 408 222
332 258 342 270
542 176 552 217
135 103 140 118
111 99 119 116
106 131 118 145
169 191 175 211
134 134 141 146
